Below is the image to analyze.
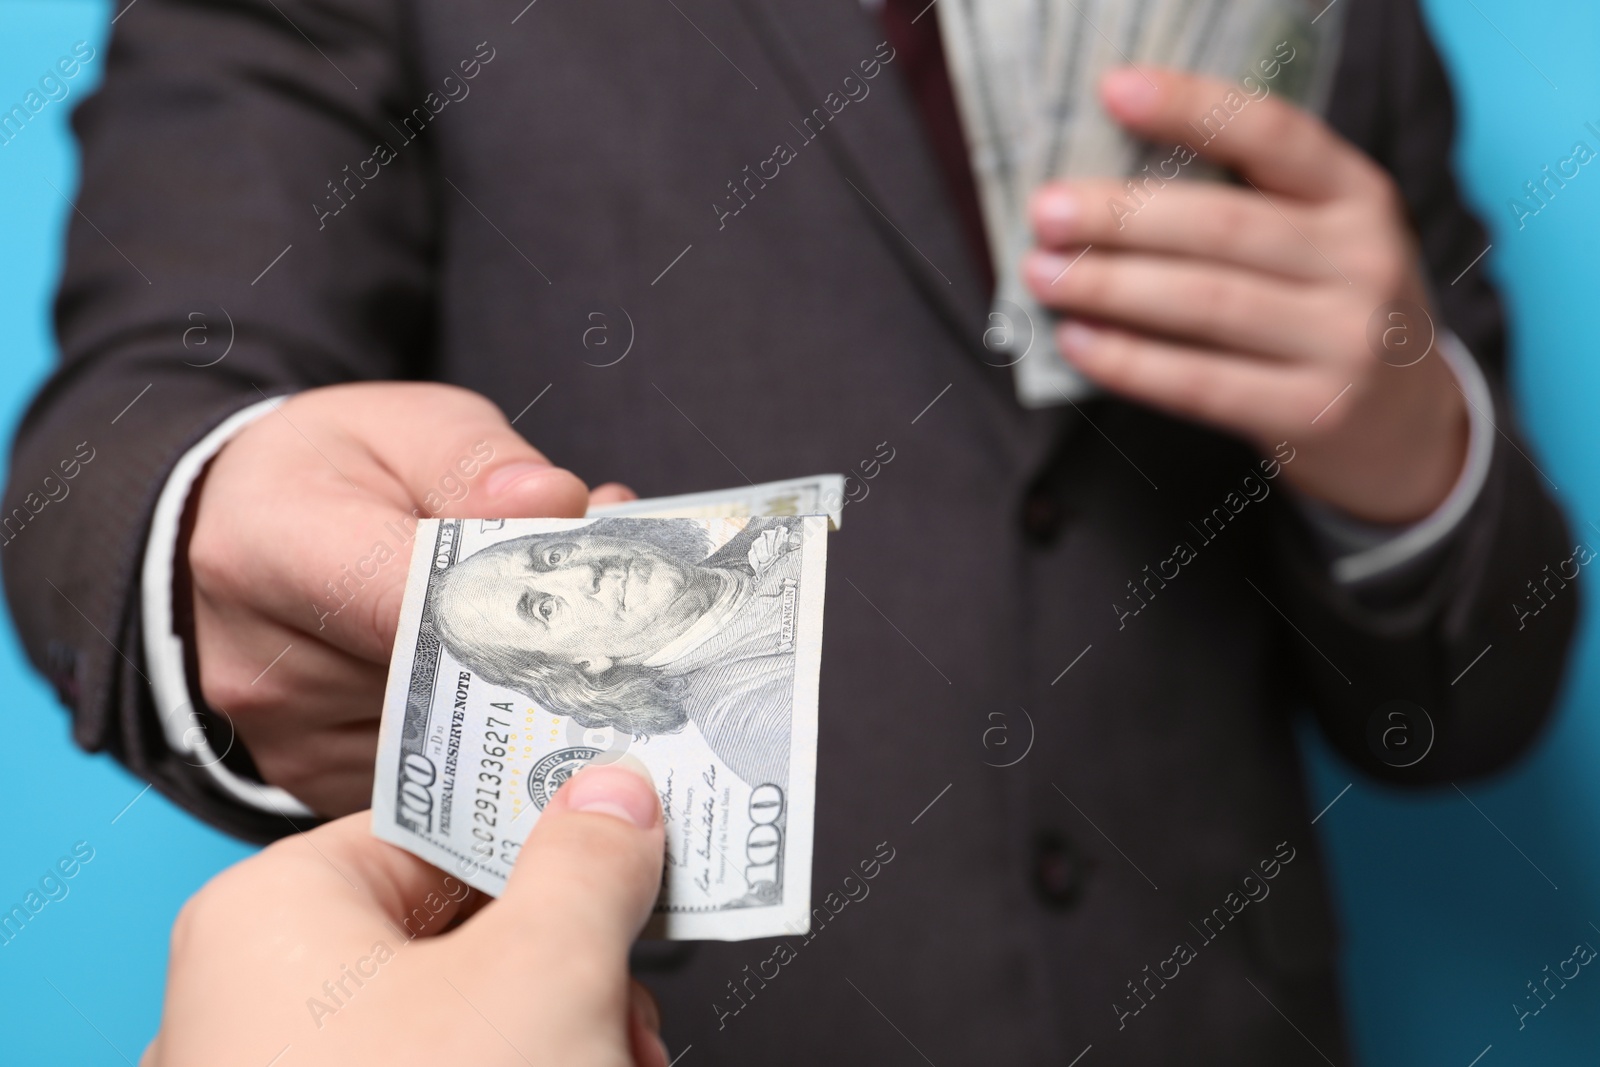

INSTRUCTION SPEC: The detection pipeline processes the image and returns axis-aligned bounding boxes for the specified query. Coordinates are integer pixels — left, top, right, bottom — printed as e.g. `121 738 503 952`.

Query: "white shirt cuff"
140 396 316 818
1302 331 1496 585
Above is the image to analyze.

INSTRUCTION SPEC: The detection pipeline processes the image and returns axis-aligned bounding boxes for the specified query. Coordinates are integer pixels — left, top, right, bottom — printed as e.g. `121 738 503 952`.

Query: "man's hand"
144 759 669 1067
1025 67 1469 524
189 383 634 815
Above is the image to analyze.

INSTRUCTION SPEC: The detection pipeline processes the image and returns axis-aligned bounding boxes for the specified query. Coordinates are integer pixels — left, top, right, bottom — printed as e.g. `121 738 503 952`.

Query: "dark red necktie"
878 0 996 295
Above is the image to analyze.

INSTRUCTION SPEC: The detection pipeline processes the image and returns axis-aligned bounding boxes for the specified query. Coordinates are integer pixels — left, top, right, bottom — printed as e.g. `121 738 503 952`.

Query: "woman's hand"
145 759 669 1067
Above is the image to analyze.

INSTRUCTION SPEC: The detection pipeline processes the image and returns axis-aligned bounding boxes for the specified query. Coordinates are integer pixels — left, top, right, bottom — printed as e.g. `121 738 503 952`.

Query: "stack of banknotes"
371 475 842 941
935 0 1345 407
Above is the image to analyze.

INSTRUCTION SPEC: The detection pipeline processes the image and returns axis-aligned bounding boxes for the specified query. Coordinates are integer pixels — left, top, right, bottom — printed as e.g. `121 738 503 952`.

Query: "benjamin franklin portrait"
429 516 805 788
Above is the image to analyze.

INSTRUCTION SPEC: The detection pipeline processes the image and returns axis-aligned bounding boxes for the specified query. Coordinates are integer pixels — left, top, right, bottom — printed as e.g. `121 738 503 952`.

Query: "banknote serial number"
468 716 515 856
394 721 523 868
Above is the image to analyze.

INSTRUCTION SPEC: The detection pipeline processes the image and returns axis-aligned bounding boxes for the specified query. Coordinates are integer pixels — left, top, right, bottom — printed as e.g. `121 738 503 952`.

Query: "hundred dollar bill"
591 472 846 530
372 513 827 941
937 0 1346 407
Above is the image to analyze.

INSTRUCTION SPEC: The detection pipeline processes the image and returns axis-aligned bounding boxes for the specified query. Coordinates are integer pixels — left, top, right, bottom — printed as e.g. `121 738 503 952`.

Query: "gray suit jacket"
3 0 1576 1061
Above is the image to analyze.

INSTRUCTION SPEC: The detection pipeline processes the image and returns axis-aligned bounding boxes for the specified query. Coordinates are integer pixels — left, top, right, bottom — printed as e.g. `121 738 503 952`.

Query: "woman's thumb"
478 757 665 974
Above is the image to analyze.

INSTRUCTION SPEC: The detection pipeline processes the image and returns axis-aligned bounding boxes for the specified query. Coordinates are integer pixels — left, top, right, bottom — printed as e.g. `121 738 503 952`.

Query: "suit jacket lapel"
727 0 991 340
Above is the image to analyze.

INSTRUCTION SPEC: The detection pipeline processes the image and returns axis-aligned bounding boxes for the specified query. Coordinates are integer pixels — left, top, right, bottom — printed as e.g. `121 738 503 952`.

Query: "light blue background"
0 1 1595 1062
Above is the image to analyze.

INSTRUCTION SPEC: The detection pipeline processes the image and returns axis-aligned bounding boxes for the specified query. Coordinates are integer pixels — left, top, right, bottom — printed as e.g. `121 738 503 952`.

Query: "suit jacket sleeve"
1272 0 1579 784
1 0 433 840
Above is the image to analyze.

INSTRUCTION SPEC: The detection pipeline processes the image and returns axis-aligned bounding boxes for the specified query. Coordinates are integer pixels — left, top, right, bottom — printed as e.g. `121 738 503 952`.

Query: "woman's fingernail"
566 755 659 829
486 460 552 496
1102 68 1159 116
1060 322 1098 358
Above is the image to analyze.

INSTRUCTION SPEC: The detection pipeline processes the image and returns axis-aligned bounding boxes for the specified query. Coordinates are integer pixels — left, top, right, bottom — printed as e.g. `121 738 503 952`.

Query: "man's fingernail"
1035 191 1079 232
566 755 658 829
1027 252 1074 291
1102 68 1159 115
486 461 552 496
1060 321 1098 357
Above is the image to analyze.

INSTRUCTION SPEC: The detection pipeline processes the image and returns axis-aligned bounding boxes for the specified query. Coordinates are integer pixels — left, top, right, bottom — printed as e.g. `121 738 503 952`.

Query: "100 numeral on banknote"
372 514 826 941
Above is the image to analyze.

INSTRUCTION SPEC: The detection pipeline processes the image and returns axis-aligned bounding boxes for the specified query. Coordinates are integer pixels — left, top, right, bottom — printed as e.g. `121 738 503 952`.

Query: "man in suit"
3 0 1576 1061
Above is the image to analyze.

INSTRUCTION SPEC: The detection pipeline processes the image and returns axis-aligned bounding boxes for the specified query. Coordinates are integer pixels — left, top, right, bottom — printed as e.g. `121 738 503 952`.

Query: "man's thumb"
481 757 665 973
349 383 589 521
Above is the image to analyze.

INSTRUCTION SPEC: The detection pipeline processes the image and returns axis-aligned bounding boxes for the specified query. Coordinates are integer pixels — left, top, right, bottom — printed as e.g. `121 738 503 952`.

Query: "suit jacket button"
1032 832 1090 910
1021 492 1063 544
